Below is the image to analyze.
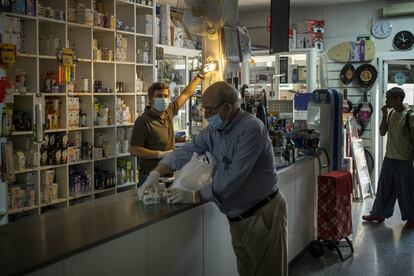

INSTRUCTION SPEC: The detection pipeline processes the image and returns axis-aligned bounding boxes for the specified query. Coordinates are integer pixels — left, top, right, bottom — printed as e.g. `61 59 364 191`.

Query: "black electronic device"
270 0 290 54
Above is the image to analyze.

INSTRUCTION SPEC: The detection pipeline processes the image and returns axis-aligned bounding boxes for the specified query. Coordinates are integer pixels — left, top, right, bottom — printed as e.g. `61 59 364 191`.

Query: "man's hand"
138 171 160 200
168 188 196 204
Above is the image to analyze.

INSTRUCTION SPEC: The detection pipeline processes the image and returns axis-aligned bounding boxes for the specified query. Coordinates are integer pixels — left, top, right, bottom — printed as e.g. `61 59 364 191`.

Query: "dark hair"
386 87 405 102
148 82 169 99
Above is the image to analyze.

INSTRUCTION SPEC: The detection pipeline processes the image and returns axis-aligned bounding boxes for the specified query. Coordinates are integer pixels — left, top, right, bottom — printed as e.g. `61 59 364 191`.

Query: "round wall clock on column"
371 20 392 39
393 30 414 51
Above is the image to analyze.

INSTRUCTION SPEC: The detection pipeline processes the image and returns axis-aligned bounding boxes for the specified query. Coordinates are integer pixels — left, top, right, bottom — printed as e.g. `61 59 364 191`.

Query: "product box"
77 8 93 26
171 26 184 47
296 32 324 50
41 170 55 186
25 0 35 16
289 27 296 49
160 4 171 45
296 19 325 34
11 0 25 15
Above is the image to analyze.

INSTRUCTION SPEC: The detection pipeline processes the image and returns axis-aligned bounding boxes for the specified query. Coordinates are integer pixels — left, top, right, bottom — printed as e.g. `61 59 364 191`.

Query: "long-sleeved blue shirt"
160 109 279 217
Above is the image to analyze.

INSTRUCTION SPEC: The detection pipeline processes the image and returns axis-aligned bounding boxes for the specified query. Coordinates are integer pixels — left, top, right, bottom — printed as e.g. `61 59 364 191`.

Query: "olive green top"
386 107 414 160
131 101 178 172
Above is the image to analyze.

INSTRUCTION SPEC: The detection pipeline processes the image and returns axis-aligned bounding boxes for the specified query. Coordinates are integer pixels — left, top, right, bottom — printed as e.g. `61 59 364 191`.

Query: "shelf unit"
0 0 155 224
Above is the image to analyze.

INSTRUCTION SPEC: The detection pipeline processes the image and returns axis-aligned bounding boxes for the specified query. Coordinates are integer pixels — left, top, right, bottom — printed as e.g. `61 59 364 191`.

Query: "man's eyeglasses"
201 104 222 115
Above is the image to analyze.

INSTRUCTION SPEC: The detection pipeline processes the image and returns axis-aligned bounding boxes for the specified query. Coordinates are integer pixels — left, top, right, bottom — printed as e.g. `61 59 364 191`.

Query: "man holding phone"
362 87 414 229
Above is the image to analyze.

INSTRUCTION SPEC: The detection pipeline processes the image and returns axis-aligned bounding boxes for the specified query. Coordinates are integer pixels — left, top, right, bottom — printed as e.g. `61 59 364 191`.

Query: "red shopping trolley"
309 170 354 261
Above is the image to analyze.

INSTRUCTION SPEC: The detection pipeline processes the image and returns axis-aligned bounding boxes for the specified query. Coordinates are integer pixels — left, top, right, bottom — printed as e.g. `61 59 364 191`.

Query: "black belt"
227 190 278 222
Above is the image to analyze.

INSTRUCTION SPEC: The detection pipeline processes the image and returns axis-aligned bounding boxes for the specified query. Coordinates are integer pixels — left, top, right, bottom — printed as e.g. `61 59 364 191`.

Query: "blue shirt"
160 110 279 217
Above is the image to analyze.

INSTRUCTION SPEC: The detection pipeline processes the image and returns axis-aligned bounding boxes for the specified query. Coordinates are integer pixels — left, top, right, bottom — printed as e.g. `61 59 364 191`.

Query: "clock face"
371 20 392 39
393 30 414 51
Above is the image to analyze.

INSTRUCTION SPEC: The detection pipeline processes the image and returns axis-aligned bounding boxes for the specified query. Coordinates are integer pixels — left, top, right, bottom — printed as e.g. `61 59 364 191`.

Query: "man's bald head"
202 81 239 108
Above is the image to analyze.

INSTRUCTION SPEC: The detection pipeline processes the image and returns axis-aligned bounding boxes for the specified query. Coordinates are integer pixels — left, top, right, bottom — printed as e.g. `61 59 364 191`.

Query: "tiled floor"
290 198 414 276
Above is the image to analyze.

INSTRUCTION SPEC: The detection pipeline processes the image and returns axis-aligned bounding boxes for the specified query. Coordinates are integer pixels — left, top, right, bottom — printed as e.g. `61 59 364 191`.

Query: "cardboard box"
289 28 296 49
25 0 35 16
296 19 325 34
296 32 324 50
160 4 171 45
171 26 184 47
11 0 25 15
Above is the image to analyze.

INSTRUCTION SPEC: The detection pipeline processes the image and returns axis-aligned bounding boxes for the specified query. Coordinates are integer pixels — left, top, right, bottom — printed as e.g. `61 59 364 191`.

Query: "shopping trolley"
309 170 354 261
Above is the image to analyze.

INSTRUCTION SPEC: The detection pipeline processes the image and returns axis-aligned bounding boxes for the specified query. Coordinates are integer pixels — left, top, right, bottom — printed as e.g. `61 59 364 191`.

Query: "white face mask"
153 97 171 112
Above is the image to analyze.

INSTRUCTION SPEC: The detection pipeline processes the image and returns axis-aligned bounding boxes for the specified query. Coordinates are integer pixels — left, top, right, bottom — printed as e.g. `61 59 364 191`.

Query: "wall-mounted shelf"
0 0 156 224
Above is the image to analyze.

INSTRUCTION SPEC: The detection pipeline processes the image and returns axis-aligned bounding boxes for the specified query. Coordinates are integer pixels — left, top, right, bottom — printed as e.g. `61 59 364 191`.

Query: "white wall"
241 0 414 53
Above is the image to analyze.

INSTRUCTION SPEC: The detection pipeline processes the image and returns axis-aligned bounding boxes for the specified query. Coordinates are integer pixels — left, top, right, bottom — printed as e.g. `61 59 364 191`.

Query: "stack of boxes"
116 127 132 154
68 1 93 26
137 14 153 35
68 97 80 128
115 97 132 125
8 172 36 210
45 97 62 130
93 1 115 29
41 170 59 204
93 38 114 61
116 34 128 62
295 19 325 50
67 131 93 163
3 16 22 52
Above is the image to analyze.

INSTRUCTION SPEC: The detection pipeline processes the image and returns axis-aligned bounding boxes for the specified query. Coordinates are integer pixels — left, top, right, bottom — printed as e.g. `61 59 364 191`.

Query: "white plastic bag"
171 152 215 192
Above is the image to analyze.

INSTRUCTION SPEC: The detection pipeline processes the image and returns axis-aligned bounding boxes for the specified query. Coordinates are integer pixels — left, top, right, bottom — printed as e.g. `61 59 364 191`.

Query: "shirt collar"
218 109 246 134
145 107 165 119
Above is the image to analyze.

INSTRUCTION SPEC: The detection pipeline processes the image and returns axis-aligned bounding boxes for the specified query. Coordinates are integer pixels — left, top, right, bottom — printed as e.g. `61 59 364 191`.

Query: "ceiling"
238 0 375 11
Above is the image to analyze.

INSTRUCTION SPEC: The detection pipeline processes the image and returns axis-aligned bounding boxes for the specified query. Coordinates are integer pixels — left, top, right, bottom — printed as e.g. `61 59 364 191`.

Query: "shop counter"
0 158 316 276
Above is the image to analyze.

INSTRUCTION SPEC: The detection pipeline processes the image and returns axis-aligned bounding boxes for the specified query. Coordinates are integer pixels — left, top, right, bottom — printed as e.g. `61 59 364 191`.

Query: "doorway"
374 58 414 189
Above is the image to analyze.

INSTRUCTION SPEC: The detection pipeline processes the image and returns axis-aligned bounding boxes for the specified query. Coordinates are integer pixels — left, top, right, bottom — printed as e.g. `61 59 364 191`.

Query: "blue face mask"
207 113 224 129
153 97 170 112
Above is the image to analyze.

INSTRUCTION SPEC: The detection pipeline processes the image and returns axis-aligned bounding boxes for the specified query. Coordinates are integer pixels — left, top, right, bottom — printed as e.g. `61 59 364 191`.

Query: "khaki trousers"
229 192 288 276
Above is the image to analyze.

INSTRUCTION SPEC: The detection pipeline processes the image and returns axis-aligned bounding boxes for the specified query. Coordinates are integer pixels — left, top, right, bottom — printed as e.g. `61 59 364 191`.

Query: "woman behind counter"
130 63 214 184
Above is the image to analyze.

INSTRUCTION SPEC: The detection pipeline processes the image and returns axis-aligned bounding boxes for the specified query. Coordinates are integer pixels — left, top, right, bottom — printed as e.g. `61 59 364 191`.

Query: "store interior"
0 0 414 275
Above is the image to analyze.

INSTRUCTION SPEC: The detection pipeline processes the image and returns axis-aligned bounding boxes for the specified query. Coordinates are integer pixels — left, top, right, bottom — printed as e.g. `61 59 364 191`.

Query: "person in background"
130 63 215 184
139 81 288 276
362 87 414 229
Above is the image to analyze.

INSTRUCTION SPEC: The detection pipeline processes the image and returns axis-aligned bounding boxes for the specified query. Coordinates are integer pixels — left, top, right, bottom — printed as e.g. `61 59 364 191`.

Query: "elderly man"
139 81 288 276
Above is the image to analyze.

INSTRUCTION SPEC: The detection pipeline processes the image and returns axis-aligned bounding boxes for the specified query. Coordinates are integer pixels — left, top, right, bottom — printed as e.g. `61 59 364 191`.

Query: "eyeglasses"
201 104 223 116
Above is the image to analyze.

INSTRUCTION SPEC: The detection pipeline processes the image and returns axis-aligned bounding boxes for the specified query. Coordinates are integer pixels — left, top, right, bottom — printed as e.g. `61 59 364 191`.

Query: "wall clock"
393 30 414 51
371 20 392 39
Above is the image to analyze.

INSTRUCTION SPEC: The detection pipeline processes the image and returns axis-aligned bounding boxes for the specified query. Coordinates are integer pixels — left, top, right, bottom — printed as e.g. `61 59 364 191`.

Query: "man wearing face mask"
139 81 287 276
130 67 210 184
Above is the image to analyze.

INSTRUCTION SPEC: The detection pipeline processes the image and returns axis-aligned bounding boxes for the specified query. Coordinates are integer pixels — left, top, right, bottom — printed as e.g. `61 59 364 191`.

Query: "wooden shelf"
116 30 135 36
11 131 33 136
69 192 92 200
68 22 93 29
117 182 136 189
4 12 36 20
39 55 56 60
136 3 153 9
17 52 37 58
1 2 156 224
94 125 116 129
68 126 92 131
94 187 116 194
116 61 135 65
93 26 115 32
41 198 67 208
95 156 116 161
136 33 153 38
38 16 65 25
45 128 67 133
8 205 38 215
69 159 93 166
40 164 67 170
